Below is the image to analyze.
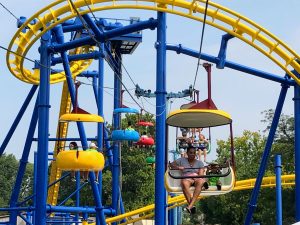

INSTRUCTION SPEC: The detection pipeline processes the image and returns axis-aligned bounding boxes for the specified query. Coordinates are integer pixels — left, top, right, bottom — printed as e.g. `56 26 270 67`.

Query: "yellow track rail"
47 81 72 205
7 0 300 84
234 174 295 191
106 194 199 225
105 174 295 224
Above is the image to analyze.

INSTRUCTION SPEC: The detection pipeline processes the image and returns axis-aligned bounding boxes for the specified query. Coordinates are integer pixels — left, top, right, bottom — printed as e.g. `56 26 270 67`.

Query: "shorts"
179 143 188 149
184 172 204 185
198 146 207 151
192 143 199 148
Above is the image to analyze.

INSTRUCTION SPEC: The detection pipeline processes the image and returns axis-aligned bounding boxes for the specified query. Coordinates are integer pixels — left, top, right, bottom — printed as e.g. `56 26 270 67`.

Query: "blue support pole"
0 85 38 156
92 76 99 106
166 44 293 86
103 128 113 167
51 51 100 65
97 47 104 159
53 25 105 225
112 50 122 220
80 14 123 75
102 18 157 40
34 30 51 225
216 33 234 69
47 206 115 215
173 207 177 225
25 211 31 225
52 36 94 53
97 44 104 207
33 152 37 225
168 207 173 225
294 83 300 221
58 183 88 206
9 96 39 224
155 11 167 225
168 194 176 225
75 171 80 222
244 83 289 225
177 207 182 225
53 17 156 53
275 154 282 225
52 26 88 149
103 126 126 220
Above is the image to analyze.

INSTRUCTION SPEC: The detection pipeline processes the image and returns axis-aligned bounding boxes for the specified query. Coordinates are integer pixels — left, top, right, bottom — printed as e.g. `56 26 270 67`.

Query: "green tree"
0 154 34 209
198 111 295 224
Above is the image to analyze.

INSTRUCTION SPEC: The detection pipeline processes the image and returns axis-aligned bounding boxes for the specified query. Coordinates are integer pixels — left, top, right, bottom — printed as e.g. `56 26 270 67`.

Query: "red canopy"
137 121 154 127
136 136 155 146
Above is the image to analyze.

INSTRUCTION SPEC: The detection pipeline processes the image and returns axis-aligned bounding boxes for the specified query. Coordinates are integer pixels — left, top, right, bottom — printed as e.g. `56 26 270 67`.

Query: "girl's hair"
187 146 196 152
69 141 78 149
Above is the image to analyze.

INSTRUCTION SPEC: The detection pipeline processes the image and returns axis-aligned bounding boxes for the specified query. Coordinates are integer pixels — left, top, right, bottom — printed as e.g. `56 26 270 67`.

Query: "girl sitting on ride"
69 141 79 181
198 134 209 162
83 142 100 183
177 129 189 158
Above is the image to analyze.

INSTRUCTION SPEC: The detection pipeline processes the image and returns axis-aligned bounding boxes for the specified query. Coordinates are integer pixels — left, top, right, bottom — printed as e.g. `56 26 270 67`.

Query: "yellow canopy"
59 113 104 123
166 109 232 128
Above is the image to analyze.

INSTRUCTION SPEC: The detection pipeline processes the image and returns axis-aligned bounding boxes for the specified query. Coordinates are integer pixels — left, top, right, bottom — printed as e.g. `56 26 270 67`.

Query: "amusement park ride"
0 0 300 225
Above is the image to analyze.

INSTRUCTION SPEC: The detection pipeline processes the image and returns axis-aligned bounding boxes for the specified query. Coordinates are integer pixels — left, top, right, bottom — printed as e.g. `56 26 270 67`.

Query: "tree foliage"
198 111 295 224
0 154 34 209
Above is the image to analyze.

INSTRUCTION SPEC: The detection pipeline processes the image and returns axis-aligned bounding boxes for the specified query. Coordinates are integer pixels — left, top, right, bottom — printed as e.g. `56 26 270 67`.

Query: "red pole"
74 81 81 113
203 63 212 108
230 123 235 171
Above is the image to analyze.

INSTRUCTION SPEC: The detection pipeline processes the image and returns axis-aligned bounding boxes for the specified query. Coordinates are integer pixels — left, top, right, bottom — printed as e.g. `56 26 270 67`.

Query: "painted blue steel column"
155 11 167 225
168 208 173 225
244 83 288 225
112 50 122 219
75 172 80 222
97 46 104 193
177 207 182 225
275 155 282 225
53 26 88 148
104 128 113 167
166 44 293 86
103 126 126 219
33 152 37 225
0 85 38 156
96 44 106 223
53 25 105 225
35 31 51 225
9 96 39 224
173 208 178 225
294 83 300 221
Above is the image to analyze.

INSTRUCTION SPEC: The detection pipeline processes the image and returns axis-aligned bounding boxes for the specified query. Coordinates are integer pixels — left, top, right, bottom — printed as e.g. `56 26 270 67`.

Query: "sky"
0 0 299 162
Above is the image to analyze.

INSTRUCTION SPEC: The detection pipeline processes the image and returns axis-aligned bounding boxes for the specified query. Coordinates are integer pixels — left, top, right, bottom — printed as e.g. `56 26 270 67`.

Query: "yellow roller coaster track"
105 174 295 225
7 0 300 84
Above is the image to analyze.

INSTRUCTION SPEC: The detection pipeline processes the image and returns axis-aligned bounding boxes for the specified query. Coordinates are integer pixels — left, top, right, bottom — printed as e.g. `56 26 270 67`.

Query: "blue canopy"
113 107 139 114
111 130 140 141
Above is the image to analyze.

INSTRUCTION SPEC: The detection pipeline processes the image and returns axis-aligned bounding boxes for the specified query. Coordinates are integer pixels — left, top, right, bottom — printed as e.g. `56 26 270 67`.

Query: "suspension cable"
0 3 18 20
0 45 72 78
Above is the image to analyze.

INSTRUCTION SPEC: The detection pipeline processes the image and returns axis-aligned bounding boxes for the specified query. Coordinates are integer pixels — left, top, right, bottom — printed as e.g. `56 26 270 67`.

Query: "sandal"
203 182 209 189
191 206 196 214
185 207 192 214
